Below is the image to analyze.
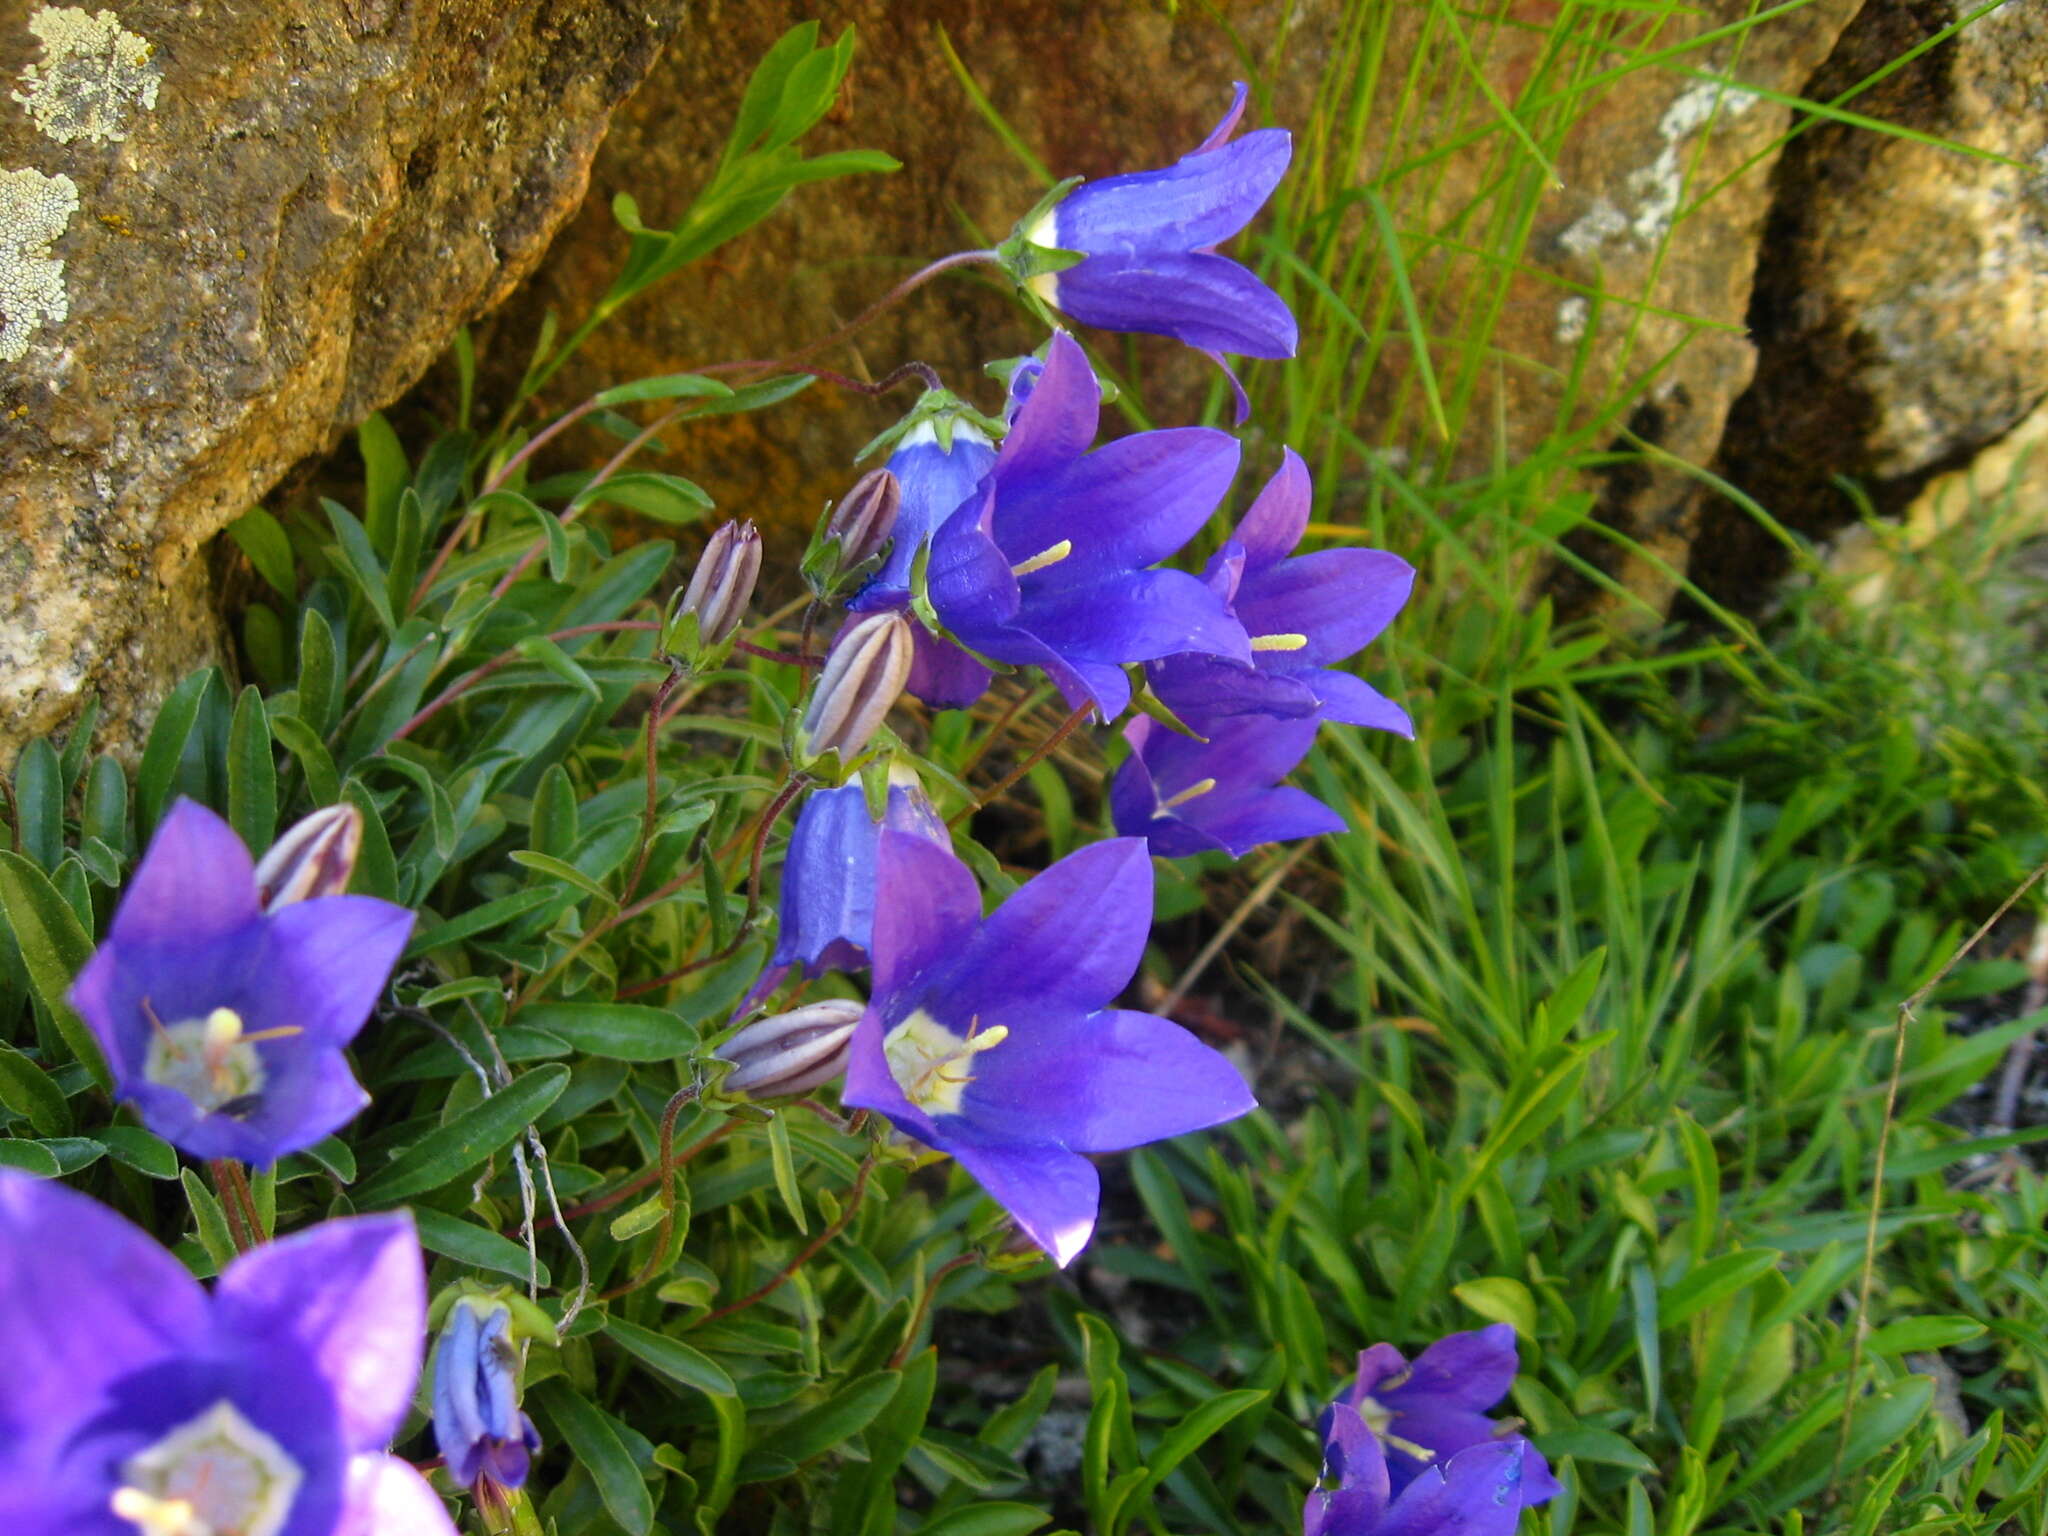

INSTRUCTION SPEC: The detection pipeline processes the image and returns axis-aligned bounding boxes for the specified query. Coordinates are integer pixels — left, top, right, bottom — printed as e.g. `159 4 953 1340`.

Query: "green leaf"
358 412 409 556
82 755 127 850
535 1382 654 1536
405 887 565 957
13 738 62 870
1660 1248 1783 1329
513 635 600 700
512 1002 696 1062
0 1040 70 1136
227 506 297 598
296 608 342 736
353 1065 569 1206
0 1139 60 1176
271 714 340 808
227 686 277 854
411 1205 552 1286
136 669 214 836
181 1167 240 1269
1107 1388 1267 1535
471 491 570 584
1453 1276 1538 1339
100 1125 180 1179
575 472 712 525
1536 1425 1659 1473
321 499 398 636
910 1507 1051 1536
593 374 735 408
766 1110 807 1235
0 852 108 1090
1864 1315 1986 1355
691 374 815 418
746 1369 900 1473
604 1316 736 1398
57 693 99 790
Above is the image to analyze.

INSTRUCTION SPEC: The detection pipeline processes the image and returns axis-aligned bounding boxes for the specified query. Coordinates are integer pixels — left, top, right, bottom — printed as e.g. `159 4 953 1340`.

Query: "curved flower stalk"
0 1170 452 1535
68 799 414 1166
1149 448 1415 736
1331 1325 1562 1508
927 332 1250 720
1016 82 1297 387
841 830 1256 1265
1111 713 1343 859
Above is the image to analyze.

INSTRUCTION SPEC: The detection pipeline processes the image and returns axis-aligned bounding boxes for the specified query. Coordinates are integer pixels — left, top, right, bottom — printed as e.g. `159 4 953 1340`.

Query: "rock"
0 0 684 758
1700 0 2048 601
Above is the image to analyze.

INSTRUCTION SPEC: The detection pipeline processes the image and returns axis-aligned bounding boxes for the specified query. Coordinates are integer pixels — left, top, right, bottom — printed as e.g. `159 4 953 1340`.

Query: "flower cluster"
11 70 1426 1531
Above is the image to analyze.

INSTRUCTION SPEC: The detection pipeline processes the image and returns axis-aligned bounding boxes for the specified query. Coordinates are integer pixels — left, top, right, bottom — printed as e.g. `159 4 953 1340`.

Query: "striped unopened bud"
679 521 762 646
253 803 362 910
719 999 864 1098
801 612 915 761
827 468 901 574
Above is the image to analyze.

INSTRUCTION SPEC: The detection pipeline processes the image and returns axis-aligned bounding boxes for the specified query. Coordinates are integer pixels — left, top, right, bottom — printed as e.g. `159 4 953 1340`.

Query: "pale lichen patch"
0 166 80 361
14 7 162 145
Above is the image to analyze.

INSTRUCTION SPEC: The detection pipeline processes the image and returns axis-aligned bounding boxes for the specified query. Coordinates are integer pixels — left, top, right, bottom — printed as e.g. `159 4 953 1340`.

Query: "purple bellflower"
1111 713 1343 859
1334 1325 1562 1509
1305 1411 1529 1536
68 798 414 1167
926 332 1250 721
431 1296 540 1494
1150 449 1415 737
0 1169 453 1536
1022 83 1297 378
841 830 1256 1266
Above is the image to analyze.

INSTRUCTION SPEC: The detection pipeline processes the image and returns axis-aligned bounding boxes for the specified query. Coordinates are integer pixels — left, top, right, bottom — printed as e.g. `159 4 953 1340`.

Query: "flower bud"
432 1295 542 1492
801 611 915 761
679 520 762 646
718 998 864 1098
826 468 902 574
252 802 362 911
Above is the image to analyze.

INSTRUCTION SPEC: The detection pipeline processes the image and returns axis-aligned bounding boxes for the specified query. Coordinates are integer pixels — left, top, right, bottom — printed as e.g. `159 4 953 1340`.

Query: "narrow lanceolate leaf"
0 852 108 1091
135 669 214 837
180 1167 240 1270
227 686 277 854
535 1382 655 1536
13 738 63 871
411 1205 552 1287
0 1041 70 1137
353 1065 569 1207
593 373 734 407
511 1003 694 1062
604 1316 737 1398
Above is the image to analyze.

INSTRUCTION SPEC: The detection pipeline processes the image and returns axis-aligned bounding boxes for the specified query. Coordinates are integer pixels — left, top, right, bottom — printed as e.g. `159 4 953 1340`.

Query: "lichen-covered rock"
1702 0 2048 597
0 0 684 757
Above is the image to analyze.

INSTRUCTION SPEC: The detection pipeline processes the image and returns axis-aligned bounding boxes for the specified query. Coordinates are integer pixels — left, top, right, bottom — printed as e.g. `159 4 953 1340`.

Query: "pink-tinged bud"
718 999 864 1098
827 468 902 573
254 803 363 910
802 612 915 761
680 521 762 645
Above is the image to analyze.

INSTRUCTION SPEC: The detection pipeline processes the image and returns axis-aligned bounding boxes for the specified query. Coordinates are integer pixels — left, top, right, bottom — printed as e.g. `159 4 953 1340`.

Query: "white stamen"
1160 778 1218 811
1010 539 1072 578
141 1007 295 1114
1250 633 1309 652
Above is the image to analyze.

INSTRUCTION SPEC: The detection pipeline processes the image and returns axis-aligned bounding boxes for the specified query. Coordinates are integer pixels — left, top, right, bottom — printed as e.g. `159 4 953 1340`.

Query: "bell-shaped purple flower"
1111 713 1343 859
769 778 950 982
1024 83 1297 368
852 420 998 614
432 1296 541 1493
0 1170 452 1535
1333 1325 1562 1509
927 332 1250 721
1150 449 1415 736
68 798 414 1166
841 831 1256 1266
1306 1410 1530 1536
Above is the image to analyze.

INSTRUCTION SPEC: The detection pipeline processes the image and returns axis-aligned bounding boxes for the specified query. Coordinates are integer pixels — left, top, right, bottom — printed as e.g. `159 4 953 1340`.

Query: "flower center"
1009 539 1072 578
882 1009 1009 1116
1249 632 1309 652
1352 1394 1436 1464
111 1400 302 1536
141 1004 298 1114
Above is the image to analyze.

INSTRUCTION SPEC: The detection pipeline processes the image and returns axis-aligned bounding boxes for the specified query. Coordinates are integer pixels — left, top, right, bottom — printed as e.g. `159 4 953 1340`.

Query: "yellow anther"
1009 539 1073 578
110 1489 201 1536
1160 778 1218 811
884 1011 1010 1115
1249 632 1309 652
203 1007 243 1050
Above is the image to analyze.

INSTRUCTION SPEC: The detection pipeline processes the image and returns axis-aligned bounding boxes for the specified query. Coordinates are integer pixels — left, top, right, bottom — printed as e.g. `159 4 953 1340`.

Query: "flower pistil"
883 1010 1010 1115
110 1399 303 1536
141 1003 300 1114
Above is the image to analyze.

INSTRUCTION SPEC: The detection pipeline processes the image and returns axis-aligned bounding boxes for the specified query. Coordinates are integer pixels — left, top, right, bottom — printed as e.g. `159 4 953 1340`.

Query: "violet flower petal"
1236 548 1415 668
105 798 262 947
213 1212 425 1453
337 1453 460 1536
867 829 984 1000
266 895 416 1046
1372 1442 1528 1536
967 1006 1255 1152
941 1129 1102 1268
995 331 1100 485
943 837 1152 1013
1236 447 1313 571
1053 250 1298 359
1054 127 1292 253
